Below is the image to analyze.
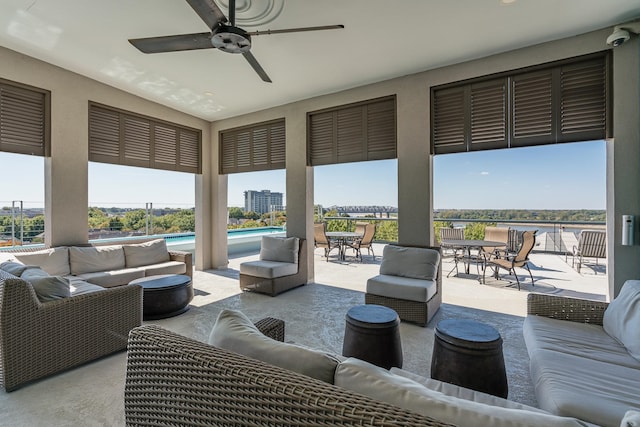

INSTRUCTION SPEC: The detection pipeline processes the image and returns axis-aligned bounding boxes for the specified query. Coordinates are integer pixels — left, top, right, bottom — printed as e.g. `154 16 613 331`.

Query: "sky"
0 140 606 210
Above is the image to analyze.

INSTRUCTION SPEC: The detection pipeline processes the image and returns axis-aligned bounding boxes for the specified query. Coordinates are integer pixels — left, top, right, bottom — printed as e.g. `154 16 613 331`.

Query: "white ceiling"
0 0 638 121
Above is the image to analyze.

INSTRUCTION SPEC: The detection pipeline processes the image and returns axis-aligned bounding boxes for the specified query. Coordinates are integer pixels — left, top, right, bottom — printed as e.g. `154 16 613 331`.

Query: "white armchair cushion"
13 247 70 276
603 280 640 361
260 236 299 263
209 309 339 384
123 239 170 268
240 260 298 279
335 357 589 427
366 274 437 303
379 245 439 280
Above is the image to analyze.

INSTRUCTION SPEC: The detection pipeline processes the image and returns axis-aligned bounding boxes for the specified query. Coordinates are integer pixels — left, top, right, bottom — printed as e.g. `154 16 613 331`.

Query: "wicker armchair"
527 292 608 324
0 271 142 391
125 324 453 426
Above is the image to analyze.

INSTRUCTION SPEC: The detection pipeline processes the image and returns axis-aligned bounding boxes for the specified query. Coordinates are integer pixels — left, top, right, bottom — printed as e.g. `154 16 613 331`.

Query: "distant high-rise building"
244 190 283 214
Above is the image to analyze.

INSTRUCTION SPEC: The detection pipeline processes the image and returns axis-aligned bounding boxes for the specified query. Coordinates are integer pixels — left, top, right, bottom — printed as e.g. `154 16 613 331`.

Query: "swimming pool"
163 227 286 255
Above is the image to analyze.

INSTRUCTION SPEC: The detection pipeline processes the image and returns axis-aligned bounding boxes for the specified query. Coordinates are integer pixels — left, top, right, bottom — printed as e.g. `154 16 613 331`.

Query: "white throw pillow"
334 358 589 427
603 280 640 361
379 245 439 280
14 247 70 276
259 236 299 263
20 266 71 302
208 309 338 383
123 239 170 268
69 245 125 275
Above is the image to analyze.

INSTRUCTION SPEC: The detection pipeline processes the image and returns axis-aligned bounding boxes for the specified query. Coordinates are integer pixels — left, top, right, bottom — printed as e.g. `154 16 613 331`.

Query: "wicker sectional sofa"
524 282 640 427
124 310 593 427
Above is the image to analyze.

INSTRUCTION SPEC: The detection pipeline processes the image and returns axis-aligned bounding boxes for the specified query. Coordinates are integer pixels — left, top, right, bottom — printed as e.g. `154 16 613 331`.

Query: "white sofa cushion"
379 245 439 280
13 247 70 276
74 268 145 288
123 239 170 268
208 309 339 384
240 260 298 279
67 276 105 296
529 348 640 427
366 274 437 303
603 280 640 361
260 236 299 263
523 315 640 369
335 357 589 427
390 368 547 413
20 267 71 302
143 261 187 277
69 245 125 275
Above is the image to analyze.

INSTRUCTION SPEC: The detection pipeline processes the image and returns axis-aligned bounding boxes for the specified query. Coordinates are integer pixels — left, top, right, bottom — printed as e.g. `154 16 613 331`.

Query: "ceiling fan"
128 0 344 83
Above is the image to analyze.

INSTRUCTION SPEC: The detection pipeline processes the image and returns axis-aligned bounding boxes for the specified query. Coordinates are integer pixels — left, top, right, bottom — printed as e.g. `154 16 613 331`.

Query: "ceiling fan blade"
185 0 227 30
242 51 272 83
247 24 344 36
129 33 214 53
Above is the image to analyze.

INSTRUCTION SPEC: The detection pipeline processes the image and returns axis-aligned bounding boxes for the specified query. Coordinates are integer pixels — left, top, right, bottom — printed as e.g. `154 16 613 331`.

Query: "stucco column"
608 38 640 297
45 95 88 247
208 127 229 269
285 108 314 282
396 76 433 246
195 126 212 270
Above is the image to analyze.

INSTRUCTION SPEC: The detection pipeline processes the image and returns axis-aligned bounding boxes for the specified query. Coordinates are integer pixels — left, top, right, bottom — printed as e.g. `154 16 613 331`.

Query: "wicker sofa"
524 283 640 427
125 310 592 427
4 238 192 288
0 269 142 391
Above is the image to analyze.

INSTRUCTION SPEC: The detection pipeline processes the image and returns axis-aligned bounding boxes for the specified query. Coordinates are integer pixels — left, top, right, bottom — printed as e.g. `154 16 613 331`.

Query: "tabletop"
441 239 506 248
326 231 363 239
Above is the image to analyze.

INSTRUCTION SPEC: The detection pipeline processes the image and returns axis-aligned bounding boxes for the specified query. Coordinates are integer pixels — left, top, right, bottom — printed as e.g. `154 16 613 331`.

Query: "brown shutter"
431 52 610 154
307 95 396 166
0 79 50 157
432 87 466 154
558 58 608 143
89 102 201 174
219 118 286 174
469 79 508 151
511 70 554 147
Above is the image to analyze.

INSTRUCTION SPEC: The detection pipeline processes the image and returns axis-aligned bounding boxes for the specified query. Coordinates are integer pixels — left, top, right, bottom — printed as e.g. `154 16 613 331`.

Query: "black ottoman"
130 274 193 320
431 318 508 398
342 304 403 369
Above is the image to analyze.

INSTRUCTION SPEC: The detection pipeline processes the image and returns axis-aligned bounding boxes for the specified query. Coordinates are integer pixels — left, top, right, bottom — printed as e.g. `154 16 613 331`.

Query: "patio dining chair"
483 230 537 290
313 223 340 262
439 227 465 277
570 230 606 274
481 226 510 261
346 223 376 262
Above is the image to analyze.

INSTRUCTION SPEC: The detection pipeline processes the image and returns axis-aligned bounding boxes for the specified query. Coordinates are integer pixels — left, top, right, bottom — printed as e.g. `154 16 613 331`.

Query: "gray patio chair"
570 230 606 274
439 227 465 277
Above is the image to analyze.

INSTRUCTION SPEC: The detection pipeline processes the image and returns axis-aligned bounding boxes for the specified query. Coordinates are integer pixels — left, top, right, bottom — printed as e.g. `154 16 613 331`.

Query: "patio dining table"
326 231 363 260
441 239 507 280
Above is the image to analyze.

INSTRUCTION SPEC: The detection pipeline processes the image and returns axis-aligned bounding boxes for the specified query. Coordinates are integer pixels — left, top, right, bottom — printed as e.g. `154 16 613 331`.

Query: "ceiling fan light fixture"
210 25 252 53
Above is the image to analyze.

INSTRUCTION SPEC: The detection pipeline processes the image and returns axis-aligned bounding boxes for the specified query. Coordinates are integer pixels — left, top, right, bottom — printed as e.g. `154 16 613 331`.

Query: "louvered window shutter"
432 87 466 154
307 95 396 166
89 102 201 174
470 79 508 151
431 52 610 154
0 79 50 156
219 118 286 174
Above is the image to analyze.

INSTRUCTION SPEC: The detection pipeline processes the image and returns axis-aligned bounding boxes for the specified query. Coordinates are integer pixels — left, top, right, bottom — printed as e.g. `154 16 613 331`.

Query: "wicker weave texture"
527 293 608 325
253 317 285 342
0 272 142 391
125 325 454 427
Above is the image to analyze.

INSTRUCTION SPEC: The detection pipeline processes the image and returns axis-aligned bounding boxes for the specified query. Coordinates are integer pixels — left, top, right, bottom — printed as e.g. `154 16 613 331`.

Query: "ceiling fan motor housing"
211 25 252 53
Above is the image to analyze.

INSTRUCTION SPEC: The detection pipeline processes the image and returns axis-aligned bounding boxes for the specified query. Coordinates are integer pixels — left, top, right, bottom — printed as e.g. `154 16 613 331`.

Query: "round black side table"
430 318 508 398
342 304 403 369
130 274 193 320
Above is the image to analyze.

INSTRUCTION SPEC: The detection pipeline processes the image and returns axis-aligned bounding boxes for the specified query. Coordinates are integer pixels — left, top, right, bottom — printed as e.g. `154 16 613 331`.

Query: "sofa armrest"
169 250 192 279
1 278 142 391
527 293 608 325
254 317 285 342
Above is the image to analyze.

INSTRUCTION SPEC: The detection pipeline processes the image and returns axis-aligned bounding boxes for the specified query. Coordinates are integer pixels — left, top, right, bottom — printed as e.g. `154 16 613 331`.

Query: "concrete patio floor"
0 242 609 426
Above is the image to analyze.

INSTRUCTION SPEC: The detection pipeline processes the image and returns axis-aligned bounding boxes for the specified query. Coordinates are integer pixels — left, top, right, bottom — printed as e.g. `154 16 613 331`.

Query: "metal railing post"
11 200 23 247
145 202 153 235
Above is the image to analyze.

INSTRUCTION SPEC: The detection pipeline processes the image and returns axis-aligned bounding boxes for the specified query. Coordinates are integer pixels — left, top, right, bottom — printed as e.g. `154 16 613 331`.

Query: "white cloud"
480 171 490 175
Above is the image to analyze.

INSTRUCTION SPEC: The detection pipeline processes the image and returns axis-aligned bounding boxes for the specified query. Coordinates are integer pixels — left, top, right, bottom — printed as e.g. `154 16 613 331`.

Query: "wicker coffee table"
130 274 193 320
